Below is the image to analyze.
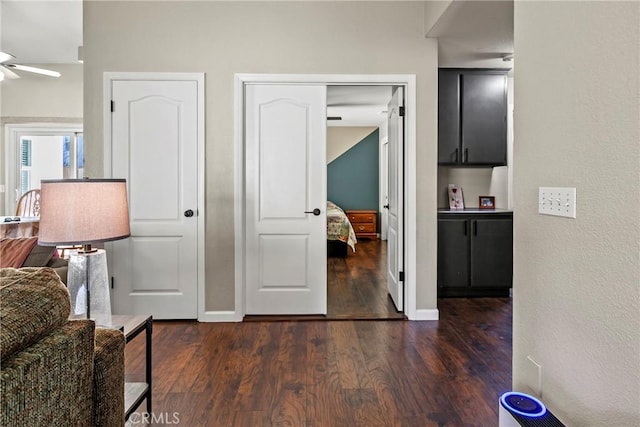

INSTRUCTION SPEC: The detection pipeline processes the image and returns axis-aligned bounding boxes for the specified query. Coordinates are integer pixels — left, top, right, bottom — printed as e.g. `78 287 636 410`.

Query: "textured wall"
513 2 640 425
328 129 379 212
83 1 439 312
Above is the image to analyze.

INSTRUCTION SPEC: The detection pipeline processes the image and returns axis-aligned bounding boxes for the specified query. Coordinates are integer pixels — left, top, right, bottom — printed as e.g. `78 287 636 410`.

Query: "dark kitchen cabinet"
438 69 508 166
437 218 470 289
438 212 513 297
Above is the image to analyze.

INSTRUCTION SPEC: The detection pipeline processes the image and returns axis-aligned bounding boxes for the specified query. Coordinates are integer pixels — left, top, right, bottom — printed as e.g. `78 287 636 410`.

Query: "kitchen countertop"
438 208 513 214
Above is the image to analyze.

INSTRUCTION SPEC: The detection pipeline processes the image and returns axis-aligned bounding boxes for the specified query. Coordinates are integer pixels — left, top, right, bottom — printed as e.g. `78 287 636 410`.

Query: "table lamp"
38 179 130 326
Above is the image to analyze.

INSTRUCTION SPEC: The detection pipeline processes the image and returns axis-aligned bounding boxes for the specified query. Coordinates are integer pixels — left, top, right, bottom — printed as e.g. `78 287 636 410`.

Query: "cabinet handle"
473 220 478 236
454 148 459 163
464 148 469 163
464 221 468 236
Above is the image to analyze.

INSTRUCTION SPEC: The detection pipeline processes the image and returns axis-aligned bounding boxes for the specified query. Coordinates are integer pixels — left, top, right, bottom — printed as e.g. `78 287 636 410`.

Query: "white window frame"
4 123 83 214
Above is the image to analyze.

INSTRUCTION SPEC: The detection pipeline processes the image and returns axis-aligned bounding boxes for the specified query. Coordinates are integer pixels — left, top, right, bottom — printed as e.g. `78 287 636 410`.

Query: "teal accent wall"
327 129 379 211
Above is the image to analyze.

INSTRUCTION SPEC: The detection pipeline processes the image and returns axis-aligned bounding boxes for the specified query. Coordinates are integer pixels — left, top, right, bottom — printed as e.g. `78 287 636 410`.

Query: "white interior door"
387 87 404 311
245 84 327 315
109 79 199 319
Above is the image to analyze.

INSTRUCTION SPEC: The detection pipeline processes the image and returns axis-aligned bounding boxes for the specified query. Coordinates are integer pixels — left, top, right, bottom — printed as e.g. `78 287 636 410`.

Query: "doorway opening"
235 74 419 321
325 85 403 320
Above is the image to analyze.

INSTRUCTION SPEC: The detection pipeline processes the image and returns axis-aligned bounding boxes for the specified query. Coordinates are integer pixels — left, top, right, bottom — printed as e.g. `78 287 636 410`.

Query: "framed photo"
478 196 495 209
448 184 465 209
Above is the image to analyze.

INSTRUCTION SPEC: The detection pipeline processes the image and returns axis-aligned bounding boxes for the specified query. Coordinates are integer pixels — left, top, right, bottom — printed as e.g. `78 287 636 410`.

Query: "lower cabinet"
438 212 513 297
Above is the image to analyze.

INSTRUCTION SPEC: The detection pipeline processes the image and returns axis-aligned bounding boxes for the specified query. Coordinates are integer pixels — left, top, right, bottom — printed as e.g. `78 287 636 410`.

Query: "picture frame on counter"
448 184 465 210
478 196 496 209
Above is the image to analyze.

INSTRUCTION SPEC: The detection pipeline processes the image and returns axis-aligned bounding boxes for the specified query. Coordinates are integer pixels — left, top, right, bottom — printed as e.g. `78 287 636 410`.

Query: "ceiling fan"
0 51 61 81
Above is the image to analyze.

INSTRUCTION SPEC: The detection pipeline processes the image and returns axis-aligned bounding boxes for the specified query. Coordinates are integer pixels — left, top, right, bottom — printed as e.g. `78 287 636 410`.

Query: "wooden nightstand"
346 210 378 240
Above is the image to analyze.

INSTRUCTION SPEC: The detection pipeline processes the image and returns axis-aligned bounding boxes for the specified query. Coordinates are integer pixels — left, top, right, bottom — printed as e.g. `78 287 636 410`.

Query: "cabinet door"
437 219 470 288
470 219 513 288
461 73 507 165
438 70 461 164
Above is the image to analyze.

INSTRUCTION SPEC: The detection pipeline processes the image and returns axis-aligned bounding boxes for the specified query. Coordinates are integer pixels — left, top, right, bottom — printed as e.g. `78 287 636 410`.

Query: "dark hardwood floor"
245 239 404 321
327 239 404 320
125 298 512 426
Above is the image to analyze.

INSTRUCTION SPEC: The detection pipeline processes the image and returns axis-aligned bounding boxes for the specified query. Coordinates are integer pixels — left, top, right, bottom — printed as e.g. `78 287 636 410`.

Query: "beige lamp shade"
38 179 131 246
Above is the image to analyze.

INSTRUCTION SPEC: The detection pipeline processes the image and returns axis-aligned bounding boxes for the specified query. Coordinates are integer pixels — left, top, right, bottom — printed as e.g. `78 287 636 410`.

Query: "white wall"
438 167 510 209
83 1 439 313
1 64 83 118
513 2 639 425
1 63 83 214
423 0 452 35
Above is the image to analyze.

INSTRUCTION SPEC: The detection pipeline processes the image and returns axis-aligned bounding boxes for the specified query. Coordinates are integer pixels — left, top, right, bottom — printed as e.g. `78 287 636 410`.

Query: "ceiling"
0 0 513 123
330 1 515 125
0 0 82 64
428 0 514 69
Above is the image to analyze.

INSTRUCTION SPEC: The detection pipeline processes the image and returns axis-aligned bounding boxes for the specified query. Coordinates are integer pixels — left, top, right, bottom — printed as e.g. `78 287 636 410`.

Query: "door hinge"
399 106 405 117
399 271 405 282
110 100 115 112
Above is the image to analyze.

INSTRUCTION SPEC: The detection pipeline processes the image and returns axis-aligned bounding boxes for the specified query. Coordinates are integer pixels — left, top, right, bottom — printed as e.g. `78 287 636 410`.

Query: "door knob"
184 209 194 217
383 204 390 209
304 208 321 216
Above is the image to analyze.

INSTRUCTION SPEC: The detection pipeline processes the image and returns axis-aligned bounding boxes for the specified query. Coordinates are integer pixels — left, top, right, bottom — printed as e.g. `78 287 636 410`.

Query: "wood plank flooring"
327 239 404 320
125 298 512 426
245 239 404 321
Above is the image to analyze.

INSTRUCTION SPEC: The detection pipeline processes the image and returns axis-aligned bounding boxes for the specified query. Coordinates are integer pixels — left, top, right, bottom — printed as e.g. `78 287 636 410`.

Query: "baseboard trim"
198 311 242 322
198 309 438 322
413 308 439 321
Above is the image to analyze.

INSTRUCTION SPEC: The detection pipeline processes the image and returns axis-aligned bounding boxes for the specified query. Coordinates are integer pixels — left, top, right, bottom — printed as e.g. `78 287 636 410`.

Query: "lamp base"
67 249 112 326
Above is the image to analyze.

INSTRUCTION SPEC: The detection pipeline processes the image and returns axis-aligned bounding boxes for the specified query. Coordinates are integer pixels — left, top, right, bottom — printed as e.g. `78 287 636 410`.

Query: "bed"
326 201 357 257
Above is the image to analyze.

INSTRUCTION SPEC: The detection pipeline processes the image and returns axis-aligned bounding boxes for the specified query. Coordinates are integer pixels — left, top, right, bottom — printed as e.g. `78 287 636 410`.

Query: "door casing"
234 74 419 320
103 72 206 320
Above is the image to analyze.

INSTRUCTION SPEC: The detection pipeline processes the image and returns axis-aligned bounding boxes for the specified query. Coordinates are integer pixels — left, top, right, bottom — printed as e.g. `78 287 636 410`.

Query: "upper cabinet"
438 69 508 166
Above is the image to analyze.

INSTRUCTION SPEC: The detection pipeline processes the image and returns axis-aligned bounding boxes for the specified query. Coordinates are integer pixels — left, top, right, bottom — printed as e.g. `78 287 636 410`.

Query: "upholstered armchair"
0 267 125 426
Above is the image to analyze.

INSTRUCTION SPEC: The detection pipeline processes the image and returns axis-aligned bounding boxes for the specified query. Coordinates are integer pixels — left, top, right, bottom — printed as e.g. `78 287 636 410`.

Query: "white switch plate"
526 355 543 397
539 187 576 218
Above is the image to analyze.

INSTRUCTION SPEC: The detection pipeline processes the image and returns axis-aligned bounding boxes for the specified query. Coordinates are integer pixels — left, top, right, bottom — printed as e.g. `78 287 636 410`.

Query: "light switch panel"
538 187 576 218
